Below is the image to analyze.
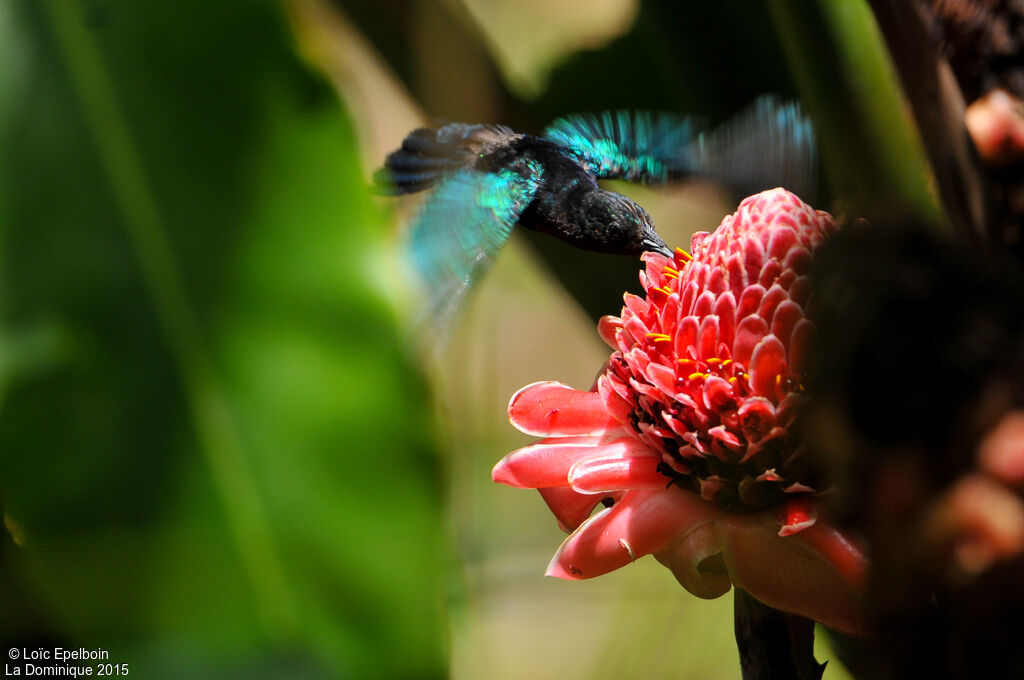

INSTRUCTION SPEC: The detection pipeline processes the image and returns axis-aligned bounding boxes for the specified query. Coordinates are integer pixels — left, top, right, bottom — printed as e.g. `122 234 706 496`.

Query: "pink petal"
698 315 720 360
782 246 811 274
679 280 699 317
788 275 811 307
738 397 776 441
757 259 784 288
642 251 671 284
756 283 788 324
703 376 734 411
766 225 799 260
623 293 649 318
737 284 766 320
743 233 766 274
546 488 725 580
726 252 747 292
713 291 737 348
715 512 868 635
569 455 666 493
707 266 727 294
624 315 651 345
788 319 815 375
693 290 715 318
663 411 692 438
597 375 635 424
776 496 817 536
493 434 642 488
691 261 709 291
659 292 681 339
674 316 699 358
646 361 677 396
597 315 622 348
654 515 733 599
538 487 606 532
625 347 652 376
508 382 620 436
732 315 769 366
708 425 742 449
748 335 786 400
769 300 803 352
776 269 797 291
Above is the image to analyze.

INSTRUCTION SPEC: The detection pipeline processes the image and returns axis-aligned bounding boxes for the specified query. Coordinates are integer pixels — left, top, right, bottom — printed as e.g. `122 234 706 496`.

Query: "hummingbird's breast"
474 135 598 242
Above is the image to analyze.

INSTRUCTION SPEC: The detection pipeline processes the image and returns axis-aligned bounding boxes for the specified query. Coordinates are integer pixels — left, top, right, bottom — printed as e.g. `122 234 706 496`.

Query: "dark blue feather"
376 123 518 195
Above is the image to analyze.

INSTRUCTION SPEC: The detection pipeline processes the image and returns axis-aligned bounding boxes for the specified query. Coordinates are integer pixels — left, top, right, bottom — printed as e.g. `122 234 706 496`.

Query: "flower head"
600 187 834 510
493 189 867 635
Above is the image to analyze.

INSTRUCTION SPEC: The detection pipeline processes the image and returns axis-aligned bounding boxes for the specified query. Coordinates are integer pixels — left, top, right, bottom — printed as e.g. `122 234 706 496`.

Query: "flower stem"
733 588 825 680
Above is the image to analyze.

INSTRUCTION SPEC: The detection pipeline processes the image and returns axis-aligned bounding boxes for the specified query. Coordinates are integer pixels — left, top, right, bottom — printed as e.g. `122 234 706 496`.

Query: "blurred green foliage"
0 1 445 677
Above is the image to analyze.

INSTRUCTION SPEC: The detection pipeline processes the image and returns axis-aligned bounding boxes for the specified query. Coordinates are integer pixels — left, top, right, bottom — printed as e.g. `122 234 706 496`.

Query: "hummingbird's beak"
642 236 673 258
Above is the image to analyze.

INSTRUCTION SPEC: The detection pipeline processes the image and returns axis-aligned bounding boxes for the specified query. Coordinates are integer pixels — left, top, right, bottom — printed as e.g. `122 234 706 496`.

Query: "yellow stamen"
675 247 692 262
655 286 672 296
677 358 694 365
728 376 738 384
687 372 707 381
645 333 671 342
721 359 733 367
706 358 722 365
662 266 679 279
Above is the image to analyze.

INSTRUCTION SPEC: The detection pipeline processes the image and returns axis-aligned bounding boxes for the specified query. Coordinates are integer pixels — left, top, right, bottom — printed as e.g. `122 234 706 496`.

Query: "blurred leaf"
0 0 445 677
765 0 941 224
865 0 992 243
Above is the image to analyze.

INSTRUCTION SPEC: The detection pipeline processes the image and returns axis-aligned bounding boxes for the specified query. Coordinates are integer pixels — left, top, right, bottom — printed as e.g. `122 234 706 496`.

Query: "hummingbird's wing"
376 123 519 195
687 96 818 202
545 96 818 200
543 110 703 183
404 163 543 348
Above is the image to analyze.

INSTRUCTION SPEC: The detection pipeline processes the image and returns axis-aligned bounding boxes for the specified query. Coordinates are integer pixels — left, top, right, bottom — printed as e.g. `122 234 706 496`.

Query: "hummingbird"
377 96 816 336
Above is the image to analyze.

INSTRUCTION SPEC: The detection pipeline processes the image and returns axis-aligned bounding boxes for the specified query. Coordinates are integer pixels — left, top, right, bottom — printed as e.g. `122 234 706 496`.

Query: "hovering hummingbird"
377 96 816 335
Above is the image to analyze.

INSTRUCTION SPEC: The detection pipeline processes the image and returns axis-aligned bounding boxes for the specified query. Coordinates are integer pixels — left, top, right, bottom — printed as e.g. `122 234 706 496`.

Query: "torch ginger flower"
493 189 868 635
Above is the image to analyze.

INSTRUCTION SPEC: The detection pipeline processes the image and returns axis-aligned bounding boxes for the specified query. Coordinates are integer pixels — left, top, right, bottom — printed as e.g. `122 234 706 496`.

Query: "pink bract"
493 189 868 635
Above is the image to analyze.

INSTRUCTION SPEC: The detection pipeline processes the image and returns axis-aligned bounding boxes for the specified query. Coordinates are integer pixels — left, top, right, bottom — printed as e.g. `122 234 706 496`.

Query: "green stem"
765 0 941 226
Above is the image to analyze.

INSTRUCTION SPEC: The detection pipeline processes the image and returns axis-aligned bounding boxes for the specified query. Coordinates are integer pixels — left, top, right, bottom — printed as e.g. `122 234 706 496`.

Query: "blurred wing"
544 110 703 183
405 164 543 347
374 123 518 195
689 96 818 201
545 96 818 200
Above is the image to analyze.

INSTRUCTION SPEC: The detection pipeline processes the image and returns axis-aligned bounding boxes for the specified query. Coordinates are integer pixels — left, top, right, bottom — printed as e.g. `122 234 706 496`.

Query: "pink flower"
493 189 868 635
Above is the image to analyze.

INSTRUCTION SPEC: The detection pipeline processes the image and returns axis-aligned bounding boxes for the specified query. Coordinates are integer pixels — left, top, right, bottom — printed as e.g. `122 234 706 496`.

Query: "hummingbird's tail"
375 123 518 194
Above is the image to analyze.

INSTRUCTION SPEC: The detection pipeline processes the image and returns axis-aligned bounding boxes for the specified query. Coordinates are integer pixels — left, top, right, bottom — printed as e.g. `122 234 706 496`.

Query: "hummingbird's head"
584 190 672 257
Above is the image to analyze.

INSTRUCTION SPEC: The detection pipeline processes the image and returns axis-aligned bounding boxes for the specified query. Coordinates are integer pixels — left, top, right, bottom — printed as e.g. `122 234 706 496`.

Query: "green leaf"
0 1 445 676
